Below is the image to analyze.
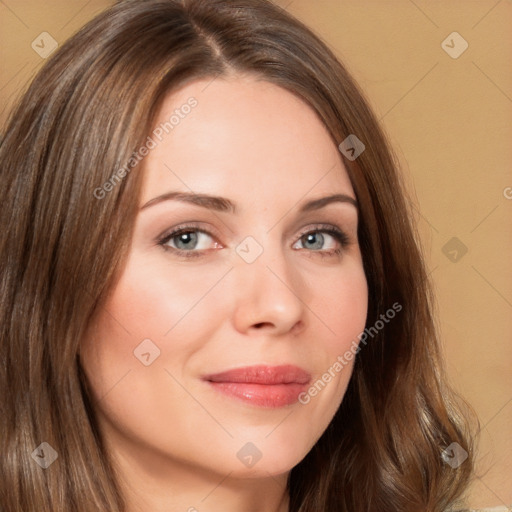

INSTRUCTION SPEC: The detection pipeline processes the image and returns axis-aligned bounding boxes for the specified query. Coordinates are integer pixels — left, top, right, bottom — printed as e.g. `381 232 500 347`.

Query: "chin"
228 442 310 479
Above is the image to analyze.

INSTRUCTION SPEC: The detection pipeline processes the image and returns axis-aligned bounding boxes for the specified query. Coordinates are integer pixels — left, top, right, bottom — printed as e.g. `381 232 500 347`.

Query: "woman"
0 0 477 510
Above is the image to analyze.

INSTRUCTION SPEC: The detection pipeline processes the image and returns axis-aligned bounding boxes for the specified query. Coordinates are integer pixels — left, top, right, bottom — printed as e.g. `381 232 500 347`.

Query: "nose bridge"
231 232 305 333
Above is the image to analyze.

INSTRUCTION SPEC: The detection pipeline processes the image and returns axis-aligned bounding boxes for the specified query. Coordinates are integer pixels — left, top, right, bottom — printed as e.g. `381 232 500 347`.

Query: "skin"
80 74 368 512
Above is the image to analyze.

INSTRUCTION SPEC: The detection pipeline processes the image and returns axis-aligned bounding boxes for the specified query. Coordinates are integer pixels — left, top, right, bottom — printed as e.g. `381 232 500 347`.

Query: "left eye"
294 231 336 251
292 228 348 254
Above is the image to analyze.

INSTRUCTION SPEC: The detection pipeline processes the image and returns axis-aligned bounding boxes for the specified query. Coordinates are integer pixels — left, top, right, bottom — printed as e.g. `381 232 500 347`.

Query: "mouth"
202 364 311 408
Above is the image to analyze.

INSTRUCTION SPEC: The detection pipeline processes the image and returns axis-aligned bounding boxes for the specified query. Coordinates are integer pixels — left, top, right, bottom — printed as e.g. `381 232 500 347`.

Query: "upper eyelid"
157 222 219 243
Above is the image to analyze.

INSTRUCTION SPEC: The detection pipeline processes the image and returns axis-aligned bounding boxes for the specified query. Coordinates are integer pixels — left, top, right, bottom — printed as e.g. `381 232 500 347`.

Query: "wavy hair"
0 0 477 510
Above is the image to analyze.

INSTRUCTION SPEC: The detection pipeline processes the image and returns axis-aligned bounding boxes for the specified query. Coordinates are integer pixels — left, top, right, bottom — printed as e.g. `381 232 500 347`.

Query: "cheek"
283 263 367 456
79 253 232 389
103 253 230 340
312 258 368 352
77 257 229 443
304 259 367 398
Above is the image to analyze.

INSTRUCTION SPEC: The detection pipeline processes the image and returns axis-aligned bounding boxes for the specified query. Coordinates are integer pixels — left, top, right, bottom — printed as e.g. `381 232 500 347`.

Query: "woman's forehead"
139 76 355 208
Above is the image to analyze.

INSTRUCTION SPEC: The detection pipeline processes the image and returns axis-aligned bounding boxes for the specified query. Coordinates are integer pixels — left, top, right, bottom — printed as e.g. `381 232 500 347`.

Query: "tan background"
1 0 511 508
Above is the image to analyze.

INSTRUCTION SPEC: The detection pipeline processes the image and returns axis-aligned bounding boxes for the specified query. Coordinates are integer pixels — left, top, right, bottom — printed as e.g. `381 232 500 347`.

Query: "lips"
203 365 311 408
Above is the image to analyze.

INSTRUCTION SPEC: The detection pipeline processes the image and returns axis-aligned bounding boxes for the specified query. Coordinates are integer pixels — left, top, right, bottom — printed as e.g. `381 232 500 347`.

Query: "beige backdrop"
1 0 511 508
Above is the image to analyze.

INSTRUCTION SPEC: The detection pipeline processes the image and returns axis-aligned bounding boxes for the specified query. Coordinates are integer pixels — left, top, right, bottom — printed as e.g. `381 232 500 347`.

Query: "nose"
231 243 305 336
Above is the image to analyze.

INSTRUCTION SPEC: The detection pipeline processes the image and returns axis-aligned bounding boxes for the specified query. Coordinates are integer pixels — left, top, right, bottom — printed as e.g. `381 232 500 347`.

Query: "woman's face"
80 75 368 482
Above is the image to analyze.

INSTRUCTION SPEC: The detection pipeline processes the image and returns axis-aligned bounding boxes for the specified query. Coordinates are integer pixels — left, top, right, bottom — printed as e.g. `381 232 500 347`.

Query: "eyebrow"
140 191 358 213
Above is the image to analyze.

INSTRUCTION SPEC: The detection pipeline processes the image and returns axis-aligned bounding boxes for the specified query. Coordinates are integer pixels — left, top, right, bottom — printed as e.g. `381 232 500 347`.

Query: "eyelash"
157 222 351 260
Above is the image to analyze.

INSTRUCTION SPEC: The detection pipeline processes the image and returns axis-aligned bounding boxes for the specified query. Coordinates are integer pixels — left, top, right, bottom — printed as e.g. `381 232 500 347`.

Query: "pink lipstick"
203 364 311 408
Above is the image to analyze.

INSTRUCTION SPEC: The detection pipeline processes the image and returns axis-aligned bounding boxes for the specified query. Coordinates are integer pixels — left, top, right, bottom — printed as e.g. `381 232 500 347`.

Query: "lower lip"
207 382 308 408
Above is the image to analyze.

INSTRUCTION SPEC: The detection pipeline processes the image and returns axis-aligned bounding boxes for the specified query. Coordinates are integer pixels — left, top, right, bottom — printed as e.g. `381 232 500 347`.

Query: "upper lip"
203 364 311 385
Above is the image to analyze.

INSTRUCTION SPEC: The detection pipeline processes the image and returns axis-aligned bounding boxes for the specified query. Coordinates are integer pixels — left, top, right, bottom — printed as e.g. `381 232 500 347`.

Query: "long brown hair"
0 1 477 510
